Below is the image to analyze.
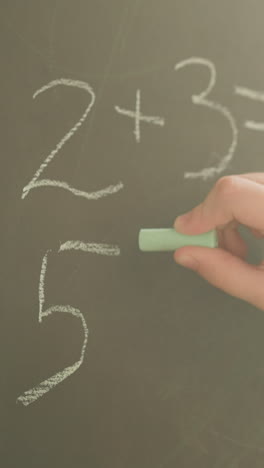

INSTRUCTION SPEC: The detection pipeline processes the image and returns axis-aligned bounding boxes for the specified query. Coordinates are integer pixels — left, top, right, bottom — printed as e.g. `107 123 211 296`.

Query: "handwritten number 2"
22 79 123 201
175 57 238 180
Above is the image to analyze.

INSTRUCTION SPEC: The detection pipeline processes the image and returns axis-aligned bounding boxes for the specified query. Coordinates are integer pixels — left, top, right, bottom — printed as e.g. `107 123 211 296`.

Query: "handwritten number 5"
175 57 238 180
17 250 88 406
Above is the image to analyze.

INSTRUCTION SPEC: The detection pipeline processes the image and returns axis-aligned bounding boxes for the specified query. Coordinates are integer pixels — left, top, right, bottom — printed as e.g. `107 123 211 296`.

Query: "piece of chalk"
138 228 218 252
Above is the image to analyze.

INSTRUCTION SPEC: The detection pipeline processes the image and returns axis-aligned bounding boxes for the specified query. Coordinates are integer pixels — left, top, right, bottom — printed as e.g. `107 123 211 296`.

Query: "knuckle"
215 175 241 198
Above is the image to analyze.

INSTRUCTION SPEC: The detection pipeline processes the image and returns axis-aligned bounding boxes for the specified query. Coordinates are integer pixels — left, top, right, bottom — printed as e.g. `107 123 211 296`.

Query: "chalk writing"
235 85 264 131
17 241 120 406
59 241 120 256
115 89 165 142
17 250 88 406
175 57 238 179
17 56 264 407
235 86 264 102
22 79 124 200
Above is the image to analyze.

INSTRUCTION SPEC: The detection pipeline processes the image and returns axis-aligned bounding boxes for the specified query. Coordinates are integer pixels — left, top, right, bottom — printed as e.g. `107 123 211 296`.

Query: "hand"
174 173 264 310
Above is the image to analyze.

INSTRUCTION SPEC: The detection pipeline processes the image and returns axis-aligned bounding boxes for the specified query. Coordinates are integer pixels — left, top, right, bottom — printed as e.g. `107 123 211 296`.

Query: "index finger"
174 175 264 235
239 172 264 184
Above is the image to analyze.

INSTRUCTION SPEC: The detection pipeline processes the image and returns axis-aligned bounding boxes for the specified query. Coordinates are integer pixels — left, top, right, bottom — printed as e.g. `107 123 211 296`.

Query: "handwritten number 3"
22 79 123 200
175 57 238 180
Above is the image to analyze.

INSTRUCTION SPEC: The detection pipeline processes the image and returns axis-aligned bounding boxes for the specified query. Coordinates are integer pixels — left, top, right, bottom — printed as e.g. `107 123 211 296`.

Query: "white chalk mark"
17 250 88 406
22 79 123 200
211 430 264 452
59 241 120 256
115 89 165 142
245 121 264 131
235 85 264 132
235 85 264 103
24 179 124 200
17 305 88 406
38 250 50 320
175 57 238 180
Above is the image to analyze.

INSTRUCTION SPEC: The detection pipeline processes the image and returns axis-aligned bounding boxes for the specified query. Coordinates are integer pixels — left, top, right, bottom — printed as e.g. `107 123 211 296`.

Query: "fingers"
251 228 264 239
220 227 247 259
174 246 264 310
174 175 264 235
239 172 264 184
173 173 264 309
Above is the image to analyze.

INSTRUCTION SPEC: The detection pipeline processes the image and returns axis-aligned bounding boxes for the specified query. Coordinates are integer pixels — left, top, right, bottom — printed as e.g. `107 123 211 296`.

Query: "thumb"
174 204 208 235
174 245 264 310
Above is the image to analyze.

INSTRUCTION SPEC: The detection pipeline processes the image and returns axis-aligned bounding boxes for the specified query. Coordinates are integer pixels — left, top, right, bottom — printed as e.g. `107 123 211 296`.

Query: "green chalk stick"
138 228 218 252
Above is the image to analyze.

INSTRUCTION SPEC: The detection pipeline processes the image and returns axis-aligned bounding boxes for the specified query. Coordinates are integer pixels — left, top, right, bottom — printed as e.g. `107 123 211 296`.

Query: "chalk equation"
17 56 264 405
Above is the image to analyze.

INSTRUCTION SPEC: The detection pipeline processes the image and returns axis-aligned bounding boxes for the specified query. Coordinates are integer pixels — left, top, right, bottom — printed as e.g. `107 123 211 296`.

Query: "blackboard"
2 1 264 467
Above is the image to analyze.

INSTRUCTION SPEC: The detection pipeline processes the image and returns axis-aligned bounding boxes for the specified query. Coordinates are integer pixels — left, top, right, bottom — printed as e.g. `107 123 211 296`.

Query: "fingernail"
175 255 198 270
175 213 190 229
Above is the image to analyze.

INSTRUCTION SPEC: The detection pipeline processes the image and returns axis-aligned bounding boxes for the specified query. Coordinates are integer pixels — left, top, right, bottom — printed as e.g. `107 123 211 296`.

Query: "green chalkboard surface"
2 1 264 467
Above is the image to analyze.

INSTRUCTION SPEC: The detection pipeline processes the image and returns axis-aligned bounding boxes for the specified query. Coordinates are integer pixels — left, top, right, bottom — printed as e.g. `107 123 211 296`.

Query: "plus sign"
114 89 165 143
